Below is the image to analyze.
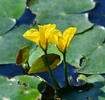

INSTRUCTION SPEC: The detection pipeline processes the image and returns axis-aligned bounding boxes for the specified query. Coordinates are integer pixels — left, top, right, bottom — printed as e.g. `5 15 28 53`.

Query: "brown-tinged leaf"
16 45 30 65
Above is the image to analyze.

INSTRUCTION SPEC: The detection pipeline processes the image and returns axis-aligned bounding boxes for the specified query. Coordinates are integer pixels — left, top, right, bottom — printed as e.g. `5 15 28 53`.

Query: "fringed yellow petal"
63 27 75 39
38 24 56 39
38 24 56 50
23 24 77 52
57 36 66 53
44 24 56 39
38 25 46 50
48 29 62 45
66 27 77 51
23 29 40 44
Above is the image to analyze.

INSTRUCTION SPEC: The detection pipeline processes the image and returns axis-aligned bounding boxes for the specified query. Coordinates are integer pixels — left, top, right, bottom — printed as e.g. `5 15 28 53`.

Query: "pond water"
0 0 105 87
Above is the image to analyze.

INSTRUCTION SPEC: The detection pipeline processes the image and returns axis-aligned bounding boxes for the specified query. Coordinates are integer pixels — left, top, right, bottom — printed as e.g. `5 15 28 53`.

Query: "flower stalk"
44 50 60 90
23 24 77 89
63 53 69 87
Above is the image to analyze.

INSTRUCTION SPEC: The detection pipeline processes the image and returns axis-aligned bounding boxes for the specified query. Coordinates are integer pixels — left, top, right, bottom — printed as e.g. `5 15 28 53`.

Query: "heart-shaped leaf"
0 25 33 64
0 75 46 100
0 0 26 18
0 0 27 35
57 75 105 100
29 0 95 33
66 25 105 74
0 18 16 34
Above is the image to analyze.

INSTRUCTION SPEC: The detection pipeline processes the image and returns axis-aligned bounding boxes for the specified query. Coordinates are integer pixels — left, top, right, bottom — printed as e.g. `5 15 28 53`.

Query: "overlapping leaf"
29 0 95 33
66 25 105 74
0 25 33 64
57 75 105 100
28 44 62 66
0 75 46 100
0 18 16 35
0 0 27 34
0 0 26 18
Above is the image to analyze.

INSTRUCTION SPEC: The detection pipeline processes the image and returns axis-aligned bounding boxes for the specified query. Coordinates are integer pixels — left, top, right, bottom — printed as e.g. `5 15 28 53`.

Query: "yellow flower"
23 24 56 51
49 27 77 53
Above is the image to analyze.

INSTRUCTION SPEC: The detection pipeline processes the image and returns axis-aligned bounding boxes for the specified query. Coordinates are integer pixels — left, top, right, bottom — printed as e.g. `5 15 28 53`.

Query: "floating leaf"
0 18 16 34
0 0 26 18
14 75 46 92
16 45 30 66
0 0 27 34
66 25 105 74
0 25 33 64
29 0 95 33
29 0 95 13
28 53 60 74
0 75 46 100
57 75 105 100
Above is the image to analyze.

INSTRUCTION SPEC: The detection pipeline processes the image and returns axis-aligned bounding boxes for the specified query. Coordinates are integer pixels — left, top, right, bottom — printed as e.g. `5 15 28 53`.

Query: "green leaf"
16 45 30 66
98 97 105 100
66 25 105 74
0 0 27 36
0 0 26 18
0 25 33 64
28 53 60 74
57 75 105 100
37 13 93 33
86 75 105 83
29 44 62 66
0 18 16 34
14 75 46 93
29 0 95 33
30 0 95 13
0 75 46 100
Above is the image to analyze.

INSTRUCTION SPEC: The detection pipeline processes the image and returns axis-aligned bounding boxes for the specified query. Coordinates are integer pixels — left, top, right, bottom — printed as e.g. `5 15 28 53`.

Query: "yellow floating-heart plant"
49 27 77 53
23 24 56 51
23 24 77 89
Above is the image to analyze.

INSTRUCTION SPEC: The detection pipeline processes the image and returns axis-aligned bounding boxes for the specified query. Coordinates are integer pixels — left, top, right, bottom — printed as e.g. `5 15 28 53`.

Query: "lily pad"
66 25 105 74
0 18 16 34
0 0 26 18
57 75 105 100
0 0 27 35
36 13 93 33
0 75 45 100
29 0 95 33
29 0 95 13
14 75 46 92
0 25 33 64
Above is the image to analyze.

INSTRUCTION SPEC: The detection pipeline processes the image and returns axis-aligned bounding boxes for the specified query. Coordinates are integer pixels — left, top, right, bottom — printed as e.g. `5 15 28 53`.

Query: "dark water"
0 0 105 87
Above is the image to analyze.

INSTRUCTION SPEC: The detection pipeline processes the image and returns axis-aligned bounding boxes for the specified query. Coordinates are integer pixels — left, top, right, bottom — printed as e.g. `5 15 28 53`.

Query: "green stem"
63 53 69 87
44 50 60 90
